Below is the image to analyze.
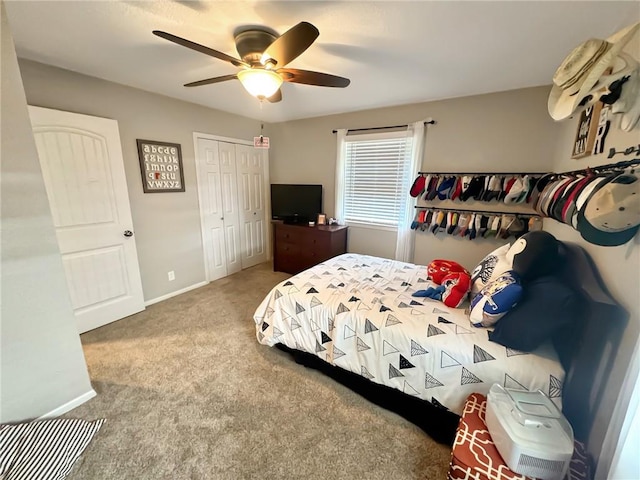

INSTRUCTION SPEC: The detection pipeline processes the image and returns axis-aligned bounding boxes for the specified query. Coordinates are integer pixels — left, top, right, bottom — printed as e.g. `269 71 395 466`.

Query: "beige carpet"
65 262 451 479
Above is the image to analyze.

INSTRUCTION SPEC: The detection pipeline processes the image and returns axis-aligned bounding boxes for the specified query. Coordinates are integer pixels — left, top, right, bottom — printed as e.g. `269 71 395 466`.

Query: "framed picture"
571 102 604 159
137 139 185 193
317 213 327 225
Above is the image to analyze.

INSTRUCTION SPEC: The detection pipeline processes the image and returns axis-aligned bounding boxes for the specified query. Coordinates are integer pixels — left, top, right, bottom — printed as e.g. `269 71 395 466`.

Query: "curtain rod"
332 119 436 134
414 205 541 217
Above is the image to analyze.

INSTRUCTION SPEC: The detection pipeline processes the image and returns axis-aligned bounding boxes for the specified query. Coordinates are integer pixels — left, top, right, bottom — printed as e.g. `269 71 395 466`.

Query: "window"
339 131 413 229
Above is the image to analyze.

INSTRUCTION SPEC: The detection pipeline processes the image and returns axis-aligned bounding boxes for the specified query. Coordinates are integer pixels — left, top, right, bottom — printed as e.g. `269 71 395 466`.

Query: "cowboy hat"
548 22 640 121
611 69 640 131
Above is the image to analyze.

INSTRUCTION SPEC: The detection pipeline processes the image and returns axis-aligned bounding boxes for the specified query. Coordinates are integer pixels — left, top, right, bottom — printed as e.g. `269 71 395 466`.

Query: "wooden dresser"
273 222 348 274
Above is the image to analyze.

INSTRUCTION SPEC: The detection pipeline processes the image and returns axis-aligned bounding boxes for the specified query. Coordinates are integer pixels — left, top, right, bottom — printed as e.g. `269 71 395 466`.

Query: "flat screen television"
271 184 323 224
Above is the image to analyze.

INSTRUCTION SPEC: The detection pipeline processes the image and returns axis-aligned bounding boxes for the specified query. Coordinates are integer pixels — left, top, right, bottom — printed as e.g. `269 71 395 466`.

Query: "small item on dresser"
308 221 315 227
485 384 574 480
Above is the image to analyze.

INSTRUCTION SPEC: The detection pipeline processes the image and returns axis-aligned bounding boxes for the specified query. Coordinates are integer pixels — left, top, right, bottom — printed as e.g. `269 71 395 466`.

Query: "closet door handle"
124 230 133 237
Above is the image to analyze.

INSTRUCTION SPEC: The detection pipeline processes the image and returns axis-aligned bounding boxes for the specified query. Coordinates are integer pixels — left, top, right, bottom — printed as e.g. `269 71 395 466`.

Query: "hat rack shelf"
416 157 639 181
413 205 541 218
416 171 546 176
411 206 540 240
412 157 639 246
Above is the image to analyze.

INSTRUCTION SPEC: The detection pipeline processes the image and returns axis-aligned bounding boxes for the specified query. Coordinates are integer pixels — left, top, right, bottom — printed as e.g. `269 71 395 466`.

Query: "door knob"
124 230 133 237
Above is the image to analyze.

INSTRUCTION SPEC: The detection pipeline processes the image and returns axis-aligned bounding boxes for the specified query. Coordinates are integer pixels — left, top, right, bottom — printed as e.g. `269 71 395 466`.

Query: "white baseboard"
144 281 208 306
38 389 97 420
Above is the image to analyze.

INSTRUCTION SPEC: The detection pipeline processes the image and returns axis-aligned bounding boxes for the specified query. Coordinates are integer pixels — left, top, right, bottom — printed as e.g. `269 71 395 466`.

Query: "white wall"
269 86 557 270
17 59 263 302
544 31 640 467
0 2 93 422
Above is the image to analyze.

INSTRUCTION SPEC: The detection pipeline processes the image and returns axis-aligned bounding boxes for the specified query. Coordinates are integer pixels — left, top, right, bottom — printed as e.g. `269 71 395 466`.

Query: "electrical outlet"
168 271 175 281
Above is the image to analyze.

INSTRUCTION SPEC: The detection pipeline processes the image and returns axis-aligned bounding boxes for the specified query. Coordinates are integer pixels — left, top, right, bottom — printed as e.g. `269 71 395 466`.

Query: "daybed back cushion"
488 275 583 358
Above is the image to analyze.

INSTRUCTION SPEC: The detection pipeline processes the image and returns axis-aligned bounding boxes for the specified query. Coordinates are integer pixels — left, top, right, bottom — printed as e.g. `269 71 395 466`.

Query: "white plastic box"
485 384 574 480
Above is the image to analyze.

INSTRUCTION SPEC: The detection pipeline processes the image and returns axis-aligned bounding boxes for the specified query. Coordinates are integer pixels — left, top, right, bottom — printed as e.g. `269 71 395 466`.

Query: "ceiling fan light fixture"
237 69 283 99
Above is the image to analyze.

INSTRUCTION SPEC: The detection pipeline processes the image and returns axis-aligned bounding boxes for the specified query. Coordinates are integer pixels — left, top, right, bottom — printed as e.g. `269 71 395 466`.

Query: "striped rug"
0 418 105 480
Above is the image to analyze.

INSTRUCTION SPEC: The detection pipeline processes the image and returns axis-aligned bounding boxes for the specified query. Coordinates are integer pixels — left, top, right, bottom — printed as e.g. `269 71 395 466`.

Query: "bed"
253 243 627 457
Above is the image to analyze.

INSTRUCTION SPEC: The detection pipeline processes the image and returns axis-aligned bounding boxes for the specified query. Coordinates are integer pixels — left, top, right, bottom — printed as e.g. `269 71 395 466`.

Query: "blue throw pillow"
488 275 581 352
469 270 523 327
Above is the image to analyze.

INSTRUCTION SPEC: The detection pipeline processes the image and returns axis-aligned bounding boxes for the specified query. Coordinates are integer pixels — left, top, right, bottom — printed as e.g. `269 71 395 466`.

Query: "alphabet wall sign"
571 102 603 159
136 139 185 193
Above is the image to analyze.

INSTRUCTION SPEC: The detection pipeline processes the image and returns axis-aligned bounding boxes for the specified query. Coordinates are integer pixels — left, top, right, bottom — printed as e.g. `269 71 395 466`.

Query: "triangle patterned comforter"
254 253 564 415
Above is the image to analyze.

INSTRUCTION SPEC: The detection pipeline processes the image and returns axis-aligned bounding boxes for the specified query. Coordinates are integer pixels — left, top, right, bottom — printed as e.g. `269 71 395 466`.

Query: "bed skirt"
276 343 459 445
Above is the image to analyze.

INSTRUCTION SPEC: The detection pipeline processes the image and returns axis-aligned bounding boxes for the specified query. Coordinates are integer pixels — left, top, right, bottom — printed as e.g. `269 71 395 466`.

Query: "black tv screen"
271 184 323 222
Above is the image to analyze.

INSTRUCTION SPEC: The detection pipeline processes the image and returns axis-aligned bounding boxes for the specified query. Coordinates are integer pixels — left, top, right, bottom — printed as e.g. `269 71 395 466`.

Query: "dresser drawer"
272 222 348 274
275 225 314 243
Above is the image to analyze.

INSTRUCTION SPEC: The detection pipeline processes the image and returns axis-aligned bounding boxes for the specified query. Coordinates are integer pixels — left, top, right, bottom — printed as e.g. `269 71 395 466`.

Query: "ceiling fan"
153 22 350 103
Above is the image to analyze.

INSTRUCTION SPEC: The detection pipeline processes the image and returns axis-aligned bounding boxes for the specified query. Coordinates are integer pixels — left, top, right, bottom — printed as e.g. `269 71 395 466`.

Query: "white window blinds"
342 132 412 228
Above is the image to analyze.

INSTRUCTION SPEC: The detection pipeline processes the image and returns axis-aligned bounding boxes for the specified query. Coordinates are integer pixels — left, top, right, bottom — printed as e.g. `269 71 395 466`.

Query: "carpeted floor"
65 262 451 479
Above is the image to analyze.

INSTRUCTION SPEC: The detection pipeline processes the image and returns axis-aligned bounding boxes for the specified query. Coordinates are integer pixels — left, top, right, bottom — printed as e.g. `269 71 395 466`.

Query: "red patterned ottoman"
448 393 591 480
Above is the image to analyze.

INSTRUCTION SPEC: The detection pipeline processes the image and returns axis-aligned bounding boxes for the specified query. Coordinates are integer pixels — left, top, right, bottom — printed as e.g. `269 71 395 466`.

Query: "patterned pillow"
469 244 513 297
469 270 523 327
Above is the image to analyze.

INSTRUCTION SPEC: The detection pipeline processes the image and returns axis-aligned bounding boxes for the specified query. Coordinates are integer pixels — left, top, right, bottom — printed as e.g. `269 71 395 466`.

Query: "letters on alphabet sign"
136 139 185 193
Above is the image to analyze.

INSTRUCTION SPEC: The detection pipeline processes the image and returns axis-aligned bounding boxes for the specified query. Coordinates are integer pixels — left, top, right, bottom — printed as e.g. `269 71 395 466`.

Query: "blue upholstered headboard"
558 242 628 465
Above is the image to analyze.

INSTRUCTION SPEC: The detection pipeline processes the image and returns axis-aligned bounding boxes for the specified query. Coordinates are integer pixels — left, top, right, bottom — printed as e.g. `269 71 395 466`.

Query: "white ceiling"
5 1 640 123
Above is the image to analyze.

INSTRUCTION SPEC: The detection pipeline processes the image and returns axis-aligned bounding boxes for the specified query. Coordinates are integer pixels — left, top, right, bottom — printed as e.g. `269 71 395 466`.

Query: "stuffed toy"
506 231 560 281
413 271 471 308
427 259 469 285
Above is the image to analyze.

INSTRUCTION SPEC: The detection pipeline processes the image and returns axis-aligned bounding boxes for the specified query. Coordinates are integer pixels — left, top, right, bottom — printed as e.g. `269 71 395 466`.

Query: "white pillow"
469 243 513 297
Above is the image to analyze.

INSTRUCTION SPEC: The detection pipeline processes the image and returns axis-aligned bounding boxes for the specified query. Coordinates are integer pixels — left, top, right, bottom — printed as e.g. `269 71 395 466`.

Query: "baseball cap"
561 176 593 224
550 177 583 221
450 177 463 201
504 176 526 204
571 174 615 228
437 176 456 200
461 176 484 201
508 216 528 238
425 176 441 200
578 171 640 246
458 213 472 237
410 175 426 197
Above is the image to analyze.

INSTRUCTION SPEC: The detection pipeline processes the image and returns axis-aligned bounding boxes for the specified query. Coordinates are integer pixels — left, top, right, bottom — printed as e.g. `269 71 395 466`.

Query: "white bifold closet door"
196 138 268 282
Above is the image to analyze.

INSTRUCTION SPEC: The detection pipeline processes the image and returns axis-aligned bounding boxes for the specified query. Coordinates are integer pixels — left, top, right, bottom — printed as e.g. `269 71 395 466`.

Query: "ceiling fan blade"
153 30 249 68
184 74 238 87
278 68 350 88
260 22 319 68
267 89 282 103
